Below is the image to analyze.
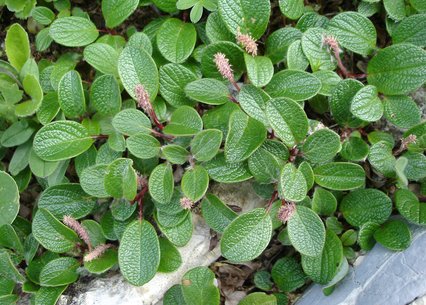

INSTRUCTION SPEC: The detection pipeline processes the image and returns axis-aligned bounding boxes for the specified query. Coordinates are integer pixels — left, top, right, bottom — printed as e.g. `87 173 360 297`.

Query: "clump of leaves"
0 0 425 304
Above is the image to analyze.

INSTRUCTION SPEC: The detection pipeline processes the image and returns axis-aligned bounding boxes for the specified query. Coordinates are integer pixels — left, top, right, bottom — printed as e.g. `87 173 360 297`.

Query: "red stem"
266 190 278 213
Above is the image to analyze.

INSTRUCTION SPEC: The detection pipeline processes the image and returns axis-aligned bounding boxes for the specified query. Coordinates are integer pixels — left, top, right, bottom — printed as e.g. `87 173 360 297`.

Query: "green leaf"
80 164 110 198
266 97 308 147
288 205 325 257
84 248 118 274
358 222 380 251
38 183 96 219
301 27 336 71
36 27 53 52
221 208 272 262
35 286 68 305
350 85 383 122
39 257 79 287
191 129 223 162
201 194 237 233
164 285 186 305
0 172 20 226
265 70 321 101
225 110 266 162
205 11 235 43
0 252 25 283
0 224 23 254
314 70 342 96
152 0 178 13
302 129 341 163
367 131 395 146
15 75 43 117
326 12 376 55
367 44 426 95
279 163 307 202
410 0 426 12
157 18 197 63
185 78 230 105
163 106 203 136
58 70 86 118
403 151 426 181
127 32 153 55
112 109 152 136
118 220 160 286
312 187 337 216
149 163 174 204
32 208 80 253
330 79 365 127
102 0 138 28
374 220 411 251
118 46 159 101
340 189 392 226
248 145 284 184
50 17 99 47
392 14 426 47
5 23 30 72
83 43 119 76
37 92 60 126
395 189 426 225
204 152 252 183
159 63 197 107
157 204 186 228
279 0 304 20
271 257 306 292
104 158 137 201
313 162 365 191
161 145 189 165
158 212 193 247
1 121 35 148
340 136 370 161
368 141 396 178
158 237 182 273
90 74 121 116
287 40 309 71
181 267 220 305
244 54 274 88
299 161 314 190
239 293 277 305
33 121 93 161
34 285 67 305
383 95 421 129
266 27 302 64
190 2 203 23
238 84 270 126
31 6 55 25
301 229 343 284
383 0 406 21
126 134 161 159
218 0 270 39
253 270 273 291
181 166 209 202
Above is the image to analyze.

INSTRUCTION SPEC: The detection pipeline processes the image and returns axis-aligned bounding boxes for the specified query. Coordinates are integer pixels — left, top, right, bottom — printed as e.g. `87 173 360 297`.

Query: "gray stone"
295 224 426 305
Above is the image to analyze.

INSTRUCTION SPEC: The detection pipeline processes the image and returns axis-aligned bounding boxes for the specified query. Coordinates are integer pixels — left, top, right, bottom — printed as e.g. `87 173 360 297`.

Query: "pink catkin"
236 30 258 56
180 197 194 210
63 216 92 250
214 52 235 83
134 84 151 112
277 202 296 223
84 244 112 262
322 35 340 54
